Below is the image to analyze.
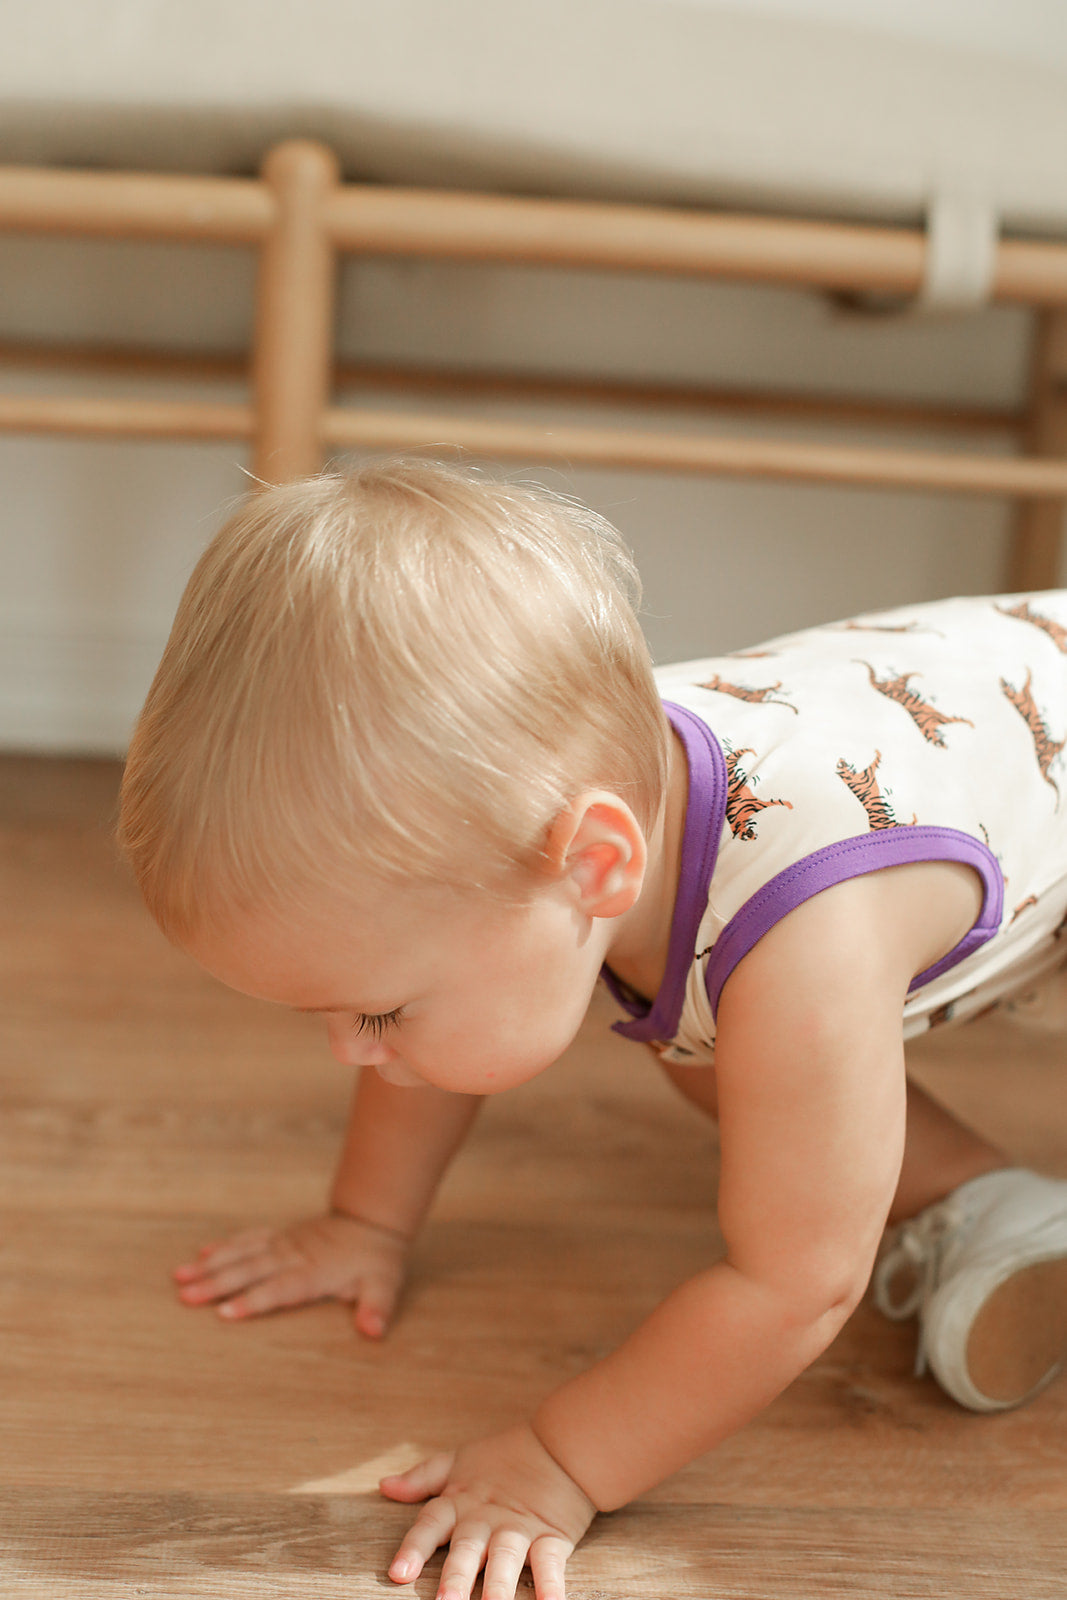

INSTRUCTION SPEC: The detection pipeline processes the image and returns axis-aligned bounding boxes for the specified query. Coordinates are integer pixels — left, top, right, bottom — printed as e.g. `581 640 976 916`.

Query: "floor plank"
2 1493 1064 1599
1 756 1064 1597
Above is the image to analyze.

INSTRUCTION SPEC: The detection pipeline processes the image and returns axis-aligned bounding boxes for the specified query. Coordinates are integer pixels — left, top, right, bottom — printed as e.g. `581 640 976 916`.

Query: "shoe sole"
964 1256 1067 1407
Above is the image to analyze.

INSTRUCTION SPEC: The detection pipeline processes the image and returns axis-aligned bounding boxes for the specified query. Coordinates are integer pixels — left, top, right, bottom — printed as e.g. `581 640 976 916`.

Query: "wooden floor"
1 755 1064 1599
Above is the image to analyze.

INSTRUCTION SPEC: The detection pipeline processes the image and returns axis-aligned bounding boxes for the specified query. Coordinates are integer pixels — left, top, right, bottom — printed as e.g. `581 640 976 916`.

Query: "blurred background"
2 0 1066 753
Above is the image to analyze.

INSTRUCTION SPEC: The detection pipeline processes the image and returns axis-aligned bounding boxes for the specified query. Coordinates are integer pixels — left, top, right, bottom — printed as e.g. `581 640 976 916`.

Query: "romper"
606 592 1067 1063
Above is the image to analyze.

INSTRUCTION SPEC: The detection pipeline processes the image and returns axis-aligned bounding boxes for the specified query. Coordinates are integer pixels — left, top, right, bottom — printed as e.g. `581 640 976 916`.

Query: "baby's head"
120 459 669 950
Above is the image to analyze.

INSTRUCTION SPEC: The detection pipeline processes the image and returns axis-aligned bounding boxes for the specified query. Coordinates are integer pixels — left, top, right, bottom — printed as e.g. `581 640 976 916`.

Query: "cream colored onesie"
607 593 1067 1061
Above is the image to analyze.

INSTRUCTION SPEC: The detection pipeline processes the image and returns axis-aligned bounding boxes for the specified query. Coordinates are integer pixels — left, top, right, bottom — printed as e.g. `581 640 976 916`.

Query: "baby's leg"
655 1053 721 1121
874 1082 1066 1413
887 1077 1006 1225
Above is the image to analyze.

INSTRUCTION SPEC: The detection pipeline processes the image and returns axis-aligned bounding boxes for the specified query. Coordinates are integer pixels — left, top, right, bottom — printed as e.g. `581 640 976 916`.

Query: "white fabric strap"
918 186 1000 312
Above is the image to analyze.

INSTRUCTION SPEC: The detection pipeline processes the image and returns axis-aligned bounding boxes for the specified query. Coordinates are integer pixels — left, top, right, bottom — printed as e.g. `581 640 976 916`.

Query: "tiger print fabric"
637 592 1067 1064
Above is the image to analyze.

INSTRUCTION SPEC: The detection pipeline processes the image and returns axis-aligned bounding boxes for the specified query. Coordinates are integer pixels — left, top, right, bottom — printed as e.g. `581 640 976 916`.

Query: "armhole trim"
704 826 1004 1020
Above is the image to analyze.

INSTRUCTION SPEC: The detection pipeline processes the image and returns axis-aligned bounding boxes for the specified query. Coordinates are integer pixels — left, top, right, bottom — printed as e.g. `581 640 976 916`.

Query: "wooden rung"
0 340 1024 437
3 156 1067 308
0 394 254 440
0 165 274 244
326 186 925 290
0 390 1057 501
326 185 1067 306
333 364 1022 438
321 405 1067 498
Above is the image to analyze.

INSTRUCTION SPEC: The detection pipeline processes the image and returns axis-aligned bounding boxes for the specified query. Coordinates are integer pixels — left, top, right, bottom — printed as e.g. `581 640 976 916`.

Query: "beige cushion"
4 0 1067 235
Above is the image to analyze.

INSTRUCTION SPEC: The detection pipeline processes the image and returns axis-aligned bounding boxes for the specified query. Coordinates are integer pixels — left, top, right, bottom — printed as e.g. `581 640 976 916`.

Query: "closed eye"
352 1007 406 1040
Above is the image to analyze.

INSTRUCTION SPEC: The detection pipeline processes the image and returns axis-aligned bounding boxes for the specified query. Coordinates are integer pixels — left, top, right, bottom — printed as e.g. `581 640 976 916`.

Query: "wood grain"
0 755 1064 1598
2 1492 1064 1598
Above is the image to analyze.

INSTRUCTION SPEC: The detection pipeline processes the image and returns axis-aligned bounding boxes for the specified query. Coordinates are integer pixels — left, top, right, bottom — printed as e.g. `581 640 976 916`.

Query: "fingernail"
218 1302 239 1319
390 1557 413 1580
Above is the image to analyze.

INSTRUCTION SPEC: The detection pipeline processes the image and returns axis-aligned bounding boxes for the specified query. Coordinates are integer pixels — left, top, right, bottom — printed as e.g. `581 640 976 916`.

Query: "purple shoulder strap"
606 704 726 1044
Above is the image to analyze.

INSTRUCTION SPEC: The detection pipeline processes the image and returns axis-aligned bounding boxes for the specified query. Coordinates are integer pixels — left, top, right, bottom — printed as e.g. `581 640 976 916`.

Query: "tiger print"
996 600 1067 655
642 592 1067 1066
723 744 793 841
836 750 913 831
857 662 973 748
1000 670 1065 800
699 674 798 714
839 620 942 636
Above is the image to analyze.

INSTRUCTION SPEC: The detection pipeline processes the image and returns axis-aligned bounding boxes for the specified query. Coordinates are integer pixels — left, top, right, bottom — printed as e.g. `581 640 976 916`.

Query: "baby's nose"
325 1015 396 1069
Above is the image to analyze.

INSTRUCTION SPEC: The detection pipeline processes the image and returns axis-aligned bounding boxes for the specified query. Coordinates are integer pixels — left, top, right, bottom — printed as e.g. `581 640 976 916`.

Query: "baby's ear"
541 792 647 918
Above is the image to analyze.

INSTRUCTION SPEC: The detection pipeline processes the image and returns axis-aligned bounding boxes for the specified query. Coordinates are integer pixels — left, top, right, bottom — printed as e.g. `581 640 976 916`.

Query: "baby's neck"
603 729 689 1005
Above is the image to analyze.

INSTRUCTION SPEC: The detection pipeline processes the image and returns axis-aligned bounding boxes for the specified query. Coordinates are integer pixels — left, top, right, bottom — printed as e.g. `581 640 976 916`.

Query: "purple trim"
607 703 727 1045
704 826 1004 1019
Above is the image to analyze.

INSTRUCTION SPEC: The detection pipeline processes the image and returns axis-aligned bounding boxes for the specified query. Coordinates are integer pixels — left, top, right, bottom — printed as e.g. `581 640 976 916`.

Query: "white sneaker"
872 1168 1067 1412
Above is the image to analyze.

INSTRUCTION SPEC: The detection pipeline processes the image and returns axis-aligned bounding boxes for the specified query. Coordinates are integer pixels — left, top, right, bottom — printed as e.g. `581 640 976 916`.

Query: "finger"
528 1535 571 1600
172 1245 224 1280
433 1523 492 1600
379 1451 455 1503
175 1255 279 1307
351 1272 403 1339
353 1303 386 1339
480 1530 532 1600
386 1495 457 1585
173 1262 206 1284
173 1228 274 1280
218 1263 324 1319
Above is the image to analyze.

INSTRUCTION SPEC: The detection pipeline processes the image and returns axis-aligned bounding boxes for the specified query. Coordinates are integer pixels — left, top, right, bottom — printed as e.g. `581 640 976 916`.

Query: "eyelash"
352 1007 406 1040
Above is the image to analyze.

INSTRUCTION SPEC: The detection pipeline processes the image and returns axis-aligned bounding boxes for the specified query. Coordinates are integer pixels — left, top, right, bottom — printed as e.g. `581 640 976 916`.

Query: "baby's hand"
172 1212 409 1338
381 1424 596 1600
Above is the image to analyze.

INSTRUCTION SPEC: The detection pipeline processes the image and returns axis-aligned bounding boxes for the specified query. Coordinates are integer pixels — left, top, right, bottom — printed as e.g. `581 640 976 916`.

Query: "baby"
119 460 1067 1600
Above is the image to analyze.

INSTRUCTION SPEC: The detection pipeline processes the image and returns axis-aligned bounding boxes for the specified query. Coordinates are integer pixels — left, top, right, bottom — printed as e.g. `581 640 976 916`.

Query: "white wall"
695 0 1067 71
3 0 1059 754
0 230 1033 752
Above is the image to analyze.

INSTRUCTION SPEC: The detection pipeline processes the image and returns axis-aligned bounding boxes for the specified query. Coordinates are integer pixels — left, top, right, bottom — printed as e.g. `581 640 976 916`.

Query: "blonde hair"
119 458 669 941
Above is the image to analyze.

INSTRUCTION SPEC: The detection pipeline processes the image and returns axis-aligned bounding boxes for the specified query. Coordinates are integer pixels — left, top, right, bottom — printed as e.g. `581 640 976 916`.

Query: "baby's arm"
383 863 970 1595
174 1069 482 1336
531 875 909 1505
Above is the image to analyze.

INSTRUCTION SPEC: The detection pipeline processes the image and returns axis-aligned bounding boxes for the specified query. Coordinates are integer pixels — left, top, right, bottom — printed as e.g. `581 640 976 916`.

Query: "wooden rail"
0 342 1023 436
319 409 1067 498
1 139 1066 576
4 157 1067 304
0 164 274 243
0 393 1059 498
0 395 254 441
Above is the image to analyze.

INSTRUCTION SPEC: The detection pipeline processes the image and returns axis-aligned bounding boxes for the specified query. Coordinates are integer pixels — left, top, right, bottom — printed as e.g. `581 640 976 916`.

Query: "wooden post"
251 140 339 483
1007 311 1067 589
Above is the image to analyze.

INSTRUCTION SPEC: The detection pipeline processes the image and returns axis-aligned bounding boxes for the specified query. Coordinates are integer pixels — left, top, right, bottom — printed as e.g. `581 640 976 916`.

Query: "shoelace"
871 1198 966 1377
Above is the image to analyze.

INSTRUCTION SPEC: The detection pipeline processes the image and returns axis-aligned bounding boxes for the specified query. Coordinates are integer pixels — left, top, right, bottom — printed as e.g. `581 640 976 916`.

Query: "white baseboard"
0 612 166 756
